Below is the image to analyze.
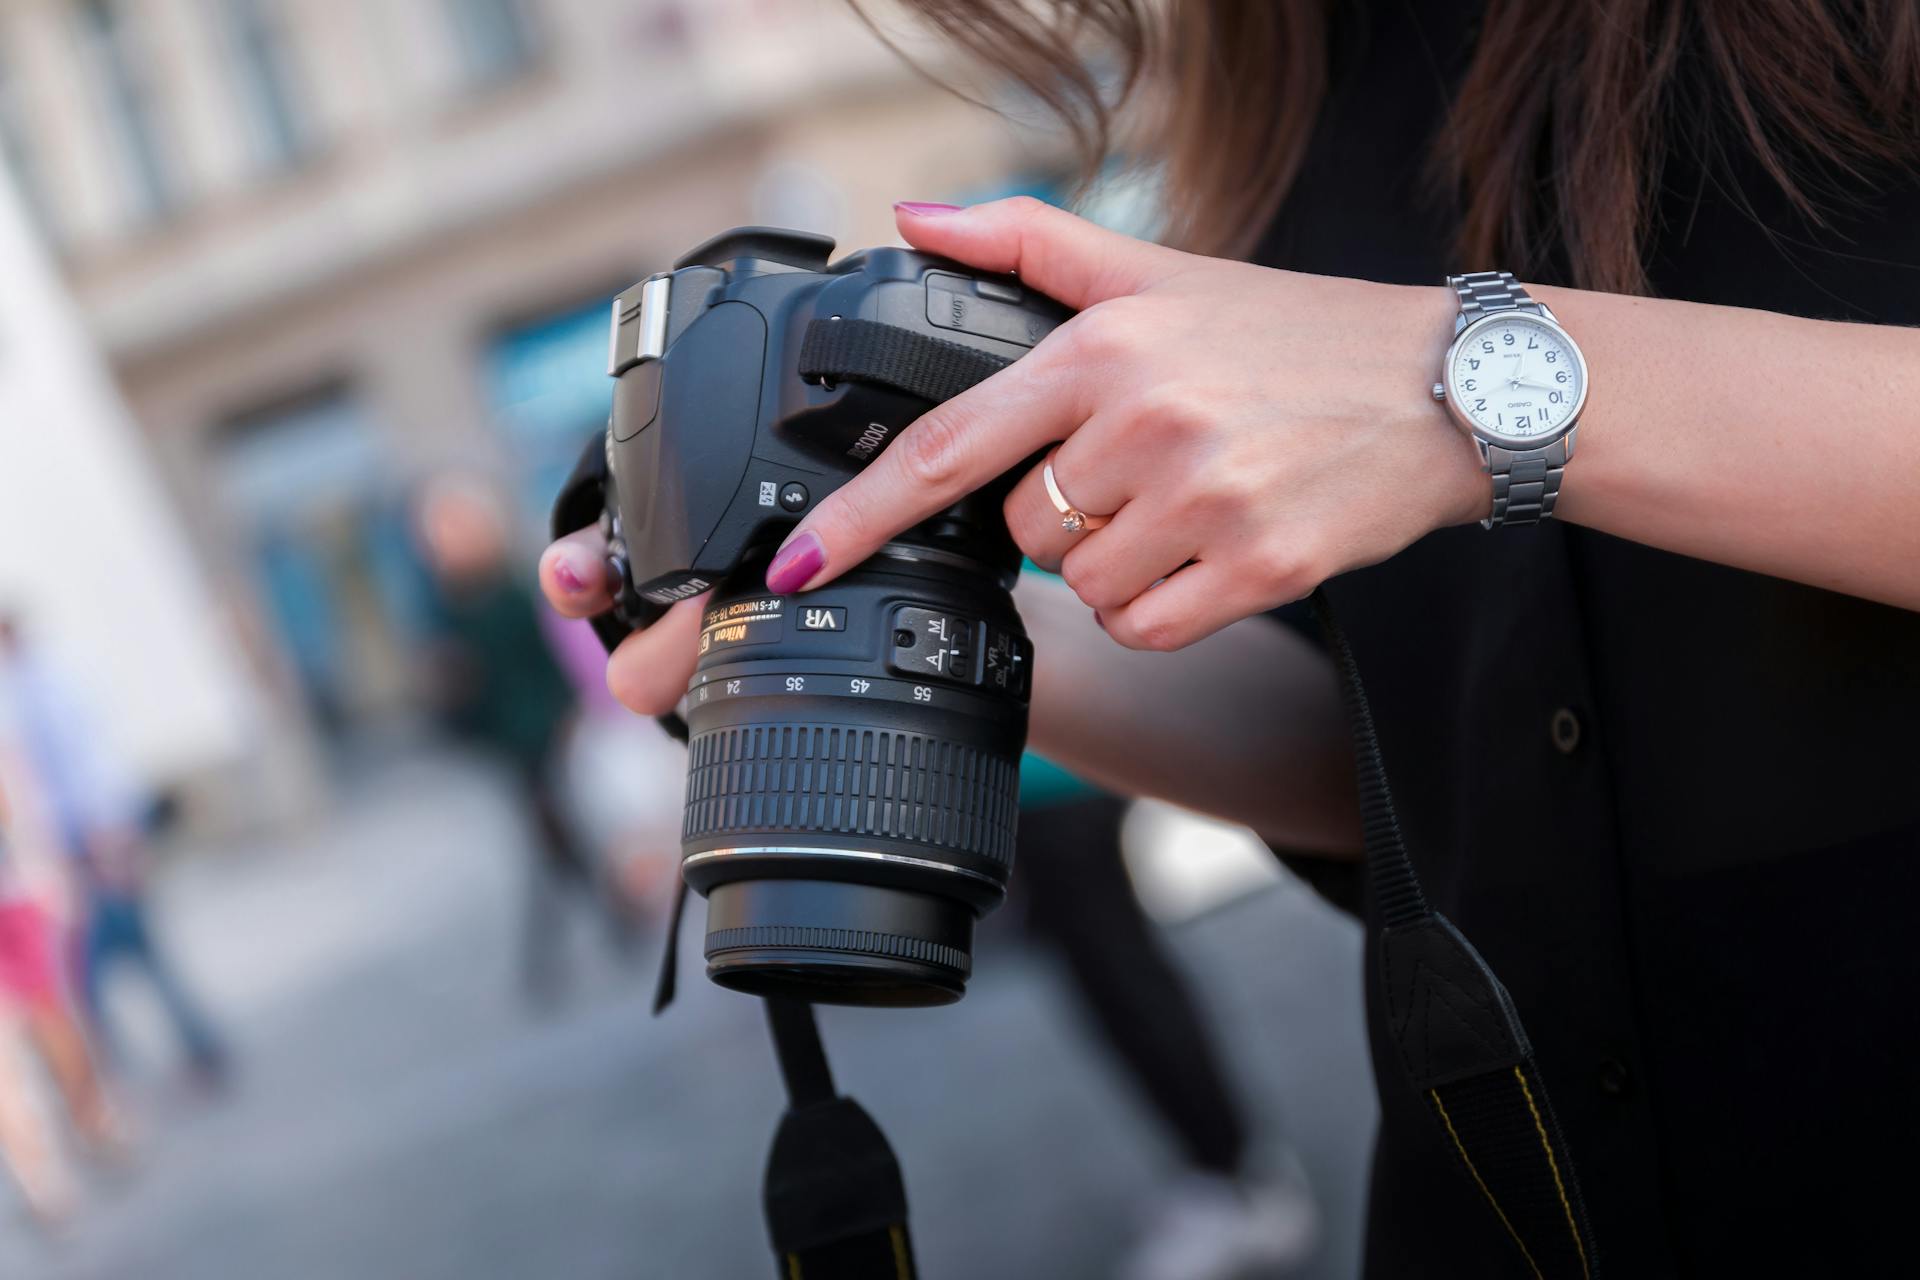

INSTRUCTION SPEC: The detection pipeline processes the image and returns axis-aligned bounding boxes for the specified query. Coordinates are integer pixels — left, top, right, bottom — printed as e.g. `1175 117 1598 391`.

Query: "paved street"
0 752 1376 1280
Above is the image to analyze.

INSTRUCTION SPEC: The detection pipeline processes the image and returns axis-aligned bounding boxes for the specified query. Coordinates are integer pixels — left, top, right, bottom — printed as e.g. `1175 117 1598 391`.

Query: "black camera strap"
1310 591 1599 1279
762 999 918 1279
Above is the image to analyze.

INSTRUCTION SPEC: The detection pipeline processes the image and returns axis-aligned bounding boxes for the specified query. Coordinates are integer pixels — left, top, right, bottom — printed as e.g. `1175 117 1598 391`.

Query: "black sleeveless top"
1256 6 1920 1276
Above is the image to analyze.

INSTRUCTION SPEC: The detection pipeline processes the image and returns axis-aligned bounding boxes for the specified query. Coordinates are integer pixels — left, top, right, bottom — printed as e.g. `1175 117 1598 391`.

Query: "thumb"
893 196 1183 309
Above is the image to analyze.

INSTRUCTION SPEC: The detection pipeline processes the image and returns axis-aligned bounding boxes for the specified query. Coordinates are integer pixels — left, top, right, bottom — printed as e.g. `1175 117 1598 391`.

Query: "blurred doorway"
211 389 419 742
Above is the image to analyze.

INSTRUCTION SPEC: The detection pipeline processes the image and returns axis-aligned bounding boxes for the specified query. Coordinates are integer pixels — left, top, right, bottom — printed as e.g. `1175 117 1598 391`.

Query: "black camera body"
603 227 1065 609
577 227 1070 1007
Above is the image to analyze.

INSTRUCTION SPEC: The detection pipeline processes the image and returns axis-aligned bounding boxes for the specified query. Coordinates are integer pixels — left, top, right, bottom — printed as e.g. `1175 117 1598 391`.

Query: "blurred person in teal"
412 474 640 1003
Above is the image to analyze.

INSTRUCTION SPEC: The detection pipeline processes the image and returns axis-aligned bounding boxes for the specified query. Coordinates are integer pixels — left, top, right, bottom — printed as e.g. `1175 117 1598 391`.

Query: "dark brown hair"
858 1 1920 294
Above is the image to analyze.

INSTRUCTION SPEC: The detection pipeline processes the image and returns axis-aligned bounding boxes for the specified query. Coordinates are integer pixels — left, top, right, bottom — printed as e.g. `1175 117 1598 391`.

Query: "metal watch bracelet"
1447 270 1566 527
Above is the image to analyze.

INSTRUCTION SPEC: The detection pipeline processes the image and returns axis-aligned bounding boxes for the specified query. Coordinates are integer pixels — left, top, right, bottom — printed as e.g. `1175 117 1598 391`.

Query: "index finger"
764 336 1088 593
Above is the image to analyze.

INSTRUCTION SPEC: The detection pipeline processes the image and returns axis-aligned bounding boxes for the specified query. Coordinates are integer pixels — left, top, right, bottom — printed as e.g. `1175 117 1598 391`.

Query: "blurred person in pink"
0 774 121 1227
0 614 229 1089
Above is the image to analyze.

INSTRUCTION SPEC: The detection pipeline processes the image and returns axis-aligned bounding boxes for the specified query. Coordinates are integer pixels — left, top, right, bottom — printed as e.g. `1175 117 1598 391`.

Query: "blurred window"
217 0 307 171
444 0 540 89
75 0 174 221
0 57 58 243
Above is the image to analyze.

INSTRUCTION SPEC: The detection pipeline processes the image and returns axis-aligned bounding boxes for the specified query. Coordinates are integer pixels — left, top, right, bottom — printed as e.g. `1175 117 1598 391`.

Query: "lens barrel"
679 548 1030 1007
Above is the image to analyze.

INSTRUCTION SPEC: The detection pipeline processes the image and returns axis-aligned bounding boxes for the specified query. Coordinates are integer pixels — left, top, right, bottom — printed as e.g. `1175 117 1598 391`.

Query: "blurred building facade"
0 0 1063 828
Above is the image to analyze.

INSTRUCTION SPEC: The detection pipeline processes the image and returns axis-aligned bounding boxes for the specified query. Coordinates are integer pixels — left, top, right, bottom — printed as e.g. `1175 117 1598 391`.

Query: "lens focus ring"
683 722 1019 867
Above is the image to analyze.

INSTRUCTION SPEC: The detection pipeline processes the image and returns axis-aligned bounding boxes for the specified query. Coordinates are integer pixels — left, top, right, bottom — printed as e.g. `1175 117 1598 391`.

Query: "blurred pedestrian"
412 474 638 1005
0 777 121 1227
542 611 685 923
1015 760 1317 1279
0 615 228 1090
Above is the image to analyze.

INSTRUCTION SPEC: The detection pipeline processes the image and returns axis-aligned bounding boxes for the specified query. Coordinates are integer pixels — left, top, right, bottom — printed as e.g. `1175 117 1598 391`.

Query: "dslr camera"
555 227 1069 1008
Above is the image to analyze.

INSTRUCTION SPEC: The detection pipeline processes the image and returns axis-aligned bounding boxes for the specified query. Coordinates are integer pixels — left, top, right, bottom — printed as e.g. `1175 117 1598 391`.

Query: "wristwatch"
1432 271 1589 528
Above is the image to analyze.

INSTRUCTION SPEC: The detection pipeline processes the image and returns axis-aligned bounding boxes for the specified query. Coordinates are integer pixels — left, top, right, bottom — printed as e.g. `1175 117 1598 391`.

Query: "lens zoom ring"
705 924 970 975
683 724 1019 865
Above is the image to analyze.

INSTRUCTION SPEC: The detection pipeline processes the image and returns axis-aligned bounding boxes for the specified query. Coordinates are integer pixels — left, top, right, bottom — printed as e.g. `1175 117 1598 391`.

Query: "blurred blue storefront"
484 299 615 537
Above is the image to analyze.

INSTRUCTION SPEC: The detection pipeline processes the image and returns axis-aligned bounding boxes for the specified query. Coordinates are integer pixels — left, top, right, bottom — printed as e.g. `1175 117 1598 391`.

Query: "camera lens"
678 546 1030 1007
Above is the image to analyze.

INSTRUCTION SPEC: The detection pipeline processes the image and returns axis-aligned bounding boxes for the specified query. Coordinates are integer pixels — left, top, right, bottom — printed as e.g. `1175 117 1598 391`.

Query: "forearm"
1015 575 1362 856
1528 285 1920 610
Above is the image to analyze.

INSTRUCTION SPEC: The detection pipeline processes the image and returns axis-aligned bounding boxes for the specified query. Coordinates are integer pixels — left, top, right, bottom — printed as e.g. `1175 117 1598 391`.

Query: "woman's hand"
538 529 704 715
761 197 1490 649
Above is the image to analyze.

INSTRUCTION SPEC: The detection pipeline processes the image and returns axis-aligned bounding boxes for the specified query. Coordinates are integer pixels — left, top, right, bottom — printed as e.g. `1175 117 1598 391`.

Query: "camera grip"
552 434 688 746
552 433 670 646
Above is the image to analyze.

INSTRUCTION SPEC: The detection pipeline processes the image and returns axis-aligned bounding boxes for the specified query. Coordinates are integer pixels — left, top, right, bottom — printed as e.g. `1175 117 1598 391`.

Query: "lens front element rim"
683 845 1005 890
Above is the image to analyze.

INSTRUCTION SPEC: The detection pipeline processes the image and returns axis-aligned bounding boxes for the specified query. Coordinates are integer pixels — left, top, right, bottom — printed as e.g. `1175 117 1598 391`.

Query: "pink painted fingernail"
895 201 963 216
766 532 826 594
552 551 590 594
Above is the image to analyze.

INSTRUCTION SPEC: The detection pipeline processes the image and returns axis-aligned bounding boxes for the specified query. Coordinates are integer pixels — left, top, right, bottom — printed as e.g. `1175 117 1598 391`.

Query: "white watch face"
1449 314 1583 441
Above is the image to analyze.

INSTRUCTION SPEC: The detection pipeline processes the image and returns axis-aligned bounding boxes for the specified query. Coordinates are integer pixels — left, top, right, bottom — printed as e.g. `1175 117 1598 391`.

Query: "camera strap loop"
763 999 919 1280
799 318 1012 406
651 880 688 1014
1312 590 1599 1279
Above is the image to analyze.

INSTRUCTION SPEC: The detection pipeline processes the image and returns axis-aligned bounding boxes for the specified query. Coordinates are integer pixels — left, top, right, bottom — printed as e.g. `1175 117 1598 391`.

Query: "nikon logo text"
847 422 889 461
